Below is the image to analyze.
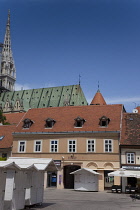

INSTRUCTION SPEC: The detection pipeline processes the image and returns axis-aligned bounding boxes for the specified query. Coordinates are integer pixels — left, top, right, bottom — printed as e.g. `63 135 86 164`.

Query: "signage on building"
54 160 61 167
122 165 140 170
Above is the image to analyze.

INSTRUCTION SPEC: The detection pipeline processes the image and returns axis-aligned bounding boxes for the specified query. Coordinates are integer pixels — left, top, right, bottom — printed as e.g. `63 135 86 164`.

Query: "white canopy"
0 161 21 170
0 157 58 171
70 168 100 175
108 168 138 177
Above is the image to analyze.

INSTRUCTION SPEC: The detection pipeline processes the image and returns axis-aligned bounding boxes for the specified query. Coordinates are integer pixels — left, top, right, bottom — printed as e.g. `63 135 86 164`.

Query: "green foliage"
3 121 10 125
0 110 10 125
0 157 6 161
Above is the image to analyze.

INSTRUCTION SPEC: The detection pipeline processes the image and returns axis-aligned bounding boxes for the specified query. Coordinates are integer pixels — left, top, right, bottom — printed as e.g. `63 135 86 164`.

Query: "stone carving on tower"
0 10 16 92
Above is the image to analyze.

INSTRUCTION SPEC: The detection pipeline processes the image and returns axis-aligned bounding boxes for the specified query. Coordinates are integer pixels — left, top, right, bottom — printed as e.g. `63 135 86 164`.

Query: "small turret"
90 89 106 105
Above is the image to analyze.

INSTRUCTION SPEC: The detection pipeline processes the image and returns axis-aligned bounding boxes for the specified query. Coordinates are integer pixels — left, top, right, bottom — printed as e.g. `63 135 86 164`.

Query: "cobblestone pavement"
25 188 140 210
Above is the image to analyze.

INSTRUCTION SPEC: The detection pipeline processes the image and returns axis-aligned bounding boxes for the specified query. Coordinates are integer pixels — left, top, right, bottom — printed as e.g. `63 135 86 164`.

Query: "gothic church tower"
0 10 16 92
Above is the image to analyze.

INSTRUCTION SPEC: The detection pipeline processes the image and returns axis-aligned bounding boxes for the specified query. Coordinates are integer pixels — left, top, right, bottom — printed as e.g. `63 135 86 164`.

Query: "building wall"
12 133 119 154
12 132 120 191
121 148 140 165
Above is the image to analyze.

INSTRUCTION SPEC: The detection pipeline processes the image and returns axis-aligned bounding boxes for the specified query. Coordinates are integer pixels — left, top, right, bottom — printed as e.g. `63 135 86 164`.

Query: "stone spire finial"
97 81 100 92
3 9 12 58
0 10 16 92
7 9 10 26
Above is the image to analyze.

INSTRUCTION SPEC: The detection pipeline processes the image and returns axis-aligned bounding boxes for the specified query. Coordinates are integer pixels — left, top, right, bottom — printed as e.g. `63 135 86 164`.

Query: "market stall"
0 162 21 210
70 168 100 191
0 157 57 210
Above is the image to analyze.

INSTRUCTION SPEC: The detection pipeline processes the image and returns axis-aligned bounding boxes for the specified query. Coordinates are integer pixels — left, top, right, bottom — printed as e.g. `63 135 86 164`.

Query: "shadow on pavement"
24 202 55 209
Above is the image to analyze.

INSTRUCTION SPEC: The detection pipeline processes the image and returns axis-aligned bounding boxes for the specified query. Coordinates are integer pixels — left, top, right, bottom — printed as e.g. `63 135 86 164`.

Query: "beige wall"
12 133 119 155
12 132 120 191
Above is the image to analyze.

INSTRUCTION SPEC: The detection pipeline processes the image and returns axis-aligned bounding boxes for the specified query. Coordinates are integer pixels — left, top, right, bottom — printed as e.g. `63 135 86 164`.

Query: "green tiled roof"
0 85 88 112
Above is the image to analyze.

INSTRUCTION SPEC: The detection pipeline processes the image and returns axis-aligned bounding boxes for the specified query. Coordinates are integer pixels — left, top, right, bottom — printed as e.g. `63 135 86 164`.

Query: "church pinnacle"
0 10 16 92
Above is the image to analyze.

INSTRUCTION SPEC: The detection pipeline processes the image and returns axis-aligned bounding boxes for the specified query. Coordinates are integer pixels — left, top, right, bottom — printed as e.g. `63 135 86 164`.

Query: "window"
18 141 26 152
126 153 135 164
23 118 34 128
45 118 56 128
50 140 58 152
104 139 112 152
0 136 4 141
2 153 7 159
15 101 20 109
99 116 110 127
74 116 85 128
34 140 42 152
87 139 95 152
68 140 76 152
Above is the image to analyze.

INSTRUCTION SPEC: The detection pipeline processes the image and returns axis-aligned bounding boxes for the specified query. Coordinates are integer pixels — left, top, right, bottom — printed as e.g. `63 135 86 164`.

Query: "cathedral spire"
0 10 16 92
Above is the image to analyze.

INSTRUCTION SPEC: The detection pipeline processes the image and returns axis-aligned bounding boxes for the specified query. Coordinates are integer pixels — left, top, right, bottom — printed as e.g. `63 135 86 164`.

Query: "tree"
0 110 9 125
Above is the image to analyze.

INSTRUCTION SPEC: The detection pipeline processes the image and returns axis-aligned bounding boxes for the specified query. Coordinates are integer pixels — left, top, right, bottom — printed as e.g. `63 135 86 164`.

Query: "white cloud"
106 96 140 105
15 82 56 91
15 83 31 91
44 83 56 88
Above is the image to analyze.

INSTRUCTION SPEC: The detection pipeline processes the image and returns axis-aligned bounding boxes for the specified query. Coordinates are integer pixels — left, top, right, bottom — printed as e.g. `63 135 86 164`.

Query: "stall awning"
0 157 58 171
70 168 100 175
0 161 21 170
108 168 140 177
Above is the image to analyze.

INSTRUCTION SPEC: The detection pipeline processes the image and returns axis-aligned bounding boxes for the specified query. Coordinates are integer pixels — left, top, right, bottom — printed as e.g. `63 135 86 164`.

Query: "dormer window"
45 118 56 128
23 118 34 128
74 116 85 128
99 116 110 127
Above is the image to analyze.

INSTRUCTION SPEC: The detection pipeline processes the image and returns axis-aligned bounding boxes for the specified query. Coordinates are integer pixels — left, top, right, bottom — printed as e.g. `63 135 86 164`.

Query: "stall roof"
70 168 100 175
7 157 58 171
0 161 21 170
34 163 54 171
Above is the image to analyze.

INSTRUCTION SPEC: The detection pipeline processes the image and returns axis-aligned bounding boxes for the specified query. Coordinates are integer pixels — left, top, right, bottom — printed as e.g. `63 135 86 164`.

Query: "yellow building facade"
12 92 124 191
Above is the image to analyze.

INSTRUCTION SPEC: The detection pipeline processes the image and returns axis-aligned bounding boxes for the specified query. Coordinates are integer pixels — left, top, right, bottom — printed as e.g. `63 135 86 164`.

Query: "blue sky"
0 0 140 112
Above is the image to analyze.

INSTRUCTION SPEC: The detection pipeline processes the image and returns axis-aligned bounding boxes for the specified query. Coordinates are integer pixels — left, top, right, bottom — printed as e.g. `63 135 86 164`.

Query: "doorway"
127 177 137 187
104 170 114 190
47 171 57 187
64 165 81 189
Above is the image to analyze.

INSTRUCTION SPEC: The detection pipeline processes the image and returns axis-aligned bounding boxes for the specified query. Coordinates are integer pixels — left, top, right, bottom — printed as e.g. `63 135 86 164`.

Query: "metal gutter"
12 130 120 135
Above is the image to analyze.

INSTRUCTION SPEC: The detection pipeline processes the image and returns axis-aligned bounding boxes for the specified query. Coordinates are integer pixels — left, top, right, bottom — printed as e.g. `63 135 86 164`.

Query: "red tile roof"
136 106 140 113
14 104 123 133
0 125 15 148
90 90 106 105
5 112 26 125
120 113 140 145
0 112 25 148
